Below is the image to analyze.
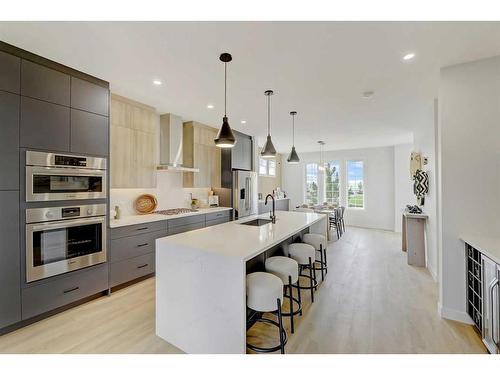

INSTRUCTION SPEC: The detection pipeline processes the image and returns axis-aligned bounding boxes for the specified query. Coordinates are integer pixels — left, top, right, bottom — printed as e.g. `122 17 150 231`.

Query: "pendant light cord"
224 62 227 116
292 114 295 146
267 94 271 136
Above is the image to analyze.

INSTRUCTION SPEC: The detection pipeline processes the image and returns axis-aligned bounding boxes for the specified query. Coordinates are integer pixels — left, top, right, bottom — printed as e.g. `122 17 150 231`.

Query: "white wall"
438 55 500 322
411 99 439 281
394 143 415 232
282 145 395 231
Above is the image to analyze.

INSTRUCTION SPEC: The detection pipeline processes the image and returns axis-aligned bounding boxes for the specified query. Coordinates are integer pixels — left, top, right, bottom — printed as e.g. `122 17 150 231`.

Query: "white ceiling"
1 21 500 152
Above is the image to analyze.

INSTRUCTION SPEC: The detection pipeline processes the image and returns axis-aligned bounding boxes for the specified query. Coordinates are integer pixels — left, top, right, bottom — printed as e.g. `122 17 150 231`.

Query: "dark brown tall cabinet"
0 42 110 332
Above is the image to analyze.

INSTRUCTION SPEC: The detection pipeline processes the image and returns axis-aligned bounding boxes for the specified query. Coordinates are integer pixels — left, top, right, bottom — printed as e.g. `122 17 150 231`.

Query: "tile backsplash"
110 172 211 217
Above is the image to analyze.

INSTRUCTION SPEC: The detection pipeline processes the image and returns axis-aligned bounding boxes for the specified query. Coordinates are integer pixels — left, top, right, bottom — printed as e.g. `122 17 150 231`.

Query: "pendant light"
287 111 300 164
318 141 326 171
261 90 277 158
214 53 236 148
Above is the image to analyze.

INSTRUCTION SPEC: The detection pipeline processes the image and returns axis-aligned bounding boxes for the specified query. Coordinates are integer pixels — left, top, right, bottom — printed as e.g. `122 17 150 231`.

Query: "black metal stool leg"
288 275 294 334
313 258 318 291
277 298 285 354
318 247 325 282
296 276 302 316
308 257 315 303
322 244 328 274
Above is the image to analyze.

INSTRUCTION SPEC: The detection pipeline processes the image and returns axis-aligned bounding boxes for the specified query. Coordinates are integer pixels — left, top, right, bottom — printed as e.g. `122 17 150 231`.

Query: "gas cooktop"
153 208 199 215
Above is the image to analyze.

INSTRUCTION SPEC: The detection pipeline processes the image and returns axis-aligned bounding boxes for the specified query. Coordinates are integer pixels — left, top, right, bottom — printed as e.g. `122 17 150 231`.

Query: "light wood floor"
0 227 486 354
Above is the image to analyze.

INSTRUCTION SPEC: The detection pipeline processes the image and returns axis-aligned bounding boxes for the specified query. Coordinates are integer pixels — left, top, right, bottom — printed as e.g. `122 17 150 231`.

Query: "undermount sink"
240 218 273 226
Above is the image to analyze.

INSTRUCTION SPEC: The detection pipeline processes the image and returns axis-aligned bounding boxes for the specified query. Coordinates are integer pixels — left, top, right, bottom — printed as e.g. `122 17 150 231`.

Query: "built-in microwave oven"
25 204 107 282
25 151 107 202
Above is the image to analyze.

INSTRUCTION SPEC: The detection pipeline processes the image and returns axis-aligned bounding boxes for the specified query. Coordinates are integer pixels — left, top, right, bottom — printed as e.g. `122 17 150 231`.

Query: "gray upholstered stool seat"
246 272 287 353
288 243 316 265
265 256 299 284
303 233 328 281
265 256 302 333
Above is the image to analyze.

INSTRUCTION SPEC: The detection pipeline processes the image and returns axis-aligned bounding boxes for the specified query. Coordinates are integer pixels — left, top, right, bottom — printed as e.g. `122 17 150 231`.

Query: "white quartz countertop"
109 207 233 228
156 210 326 261
461 235 500 264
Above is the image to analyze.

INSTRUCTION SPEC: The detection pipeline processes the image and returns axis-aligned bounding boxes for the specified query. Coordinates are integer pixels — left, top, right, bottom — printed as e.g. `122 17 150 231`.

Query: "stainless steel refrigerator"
233 170 258 219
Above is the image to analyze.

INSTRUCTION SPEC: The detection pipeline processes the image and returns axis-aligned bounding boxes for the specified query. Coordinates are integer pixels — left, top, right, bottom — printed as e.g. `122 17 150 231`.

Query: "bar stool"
246 272 287 354
265 256 302 334
303 233 328 282
287 243 318 303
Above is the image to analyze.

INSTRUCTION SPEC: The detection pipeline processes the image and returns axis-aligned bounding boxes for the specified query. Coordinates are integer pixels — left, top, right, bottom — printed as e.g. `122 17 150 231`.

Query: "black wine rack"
466 243 482 331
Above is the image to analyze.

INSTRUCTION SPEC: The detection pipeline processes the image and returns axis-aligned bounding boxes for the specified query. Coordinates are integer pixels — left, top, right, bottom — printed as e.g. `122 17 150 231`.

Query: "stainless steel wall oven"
25 204 107 282
25 151 107 202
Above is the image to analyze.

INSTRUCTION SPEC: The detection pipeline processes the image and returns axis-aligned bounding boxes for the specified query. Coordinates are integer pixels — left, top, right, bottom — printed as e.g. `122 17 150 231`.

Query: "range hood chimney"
157 113 199 172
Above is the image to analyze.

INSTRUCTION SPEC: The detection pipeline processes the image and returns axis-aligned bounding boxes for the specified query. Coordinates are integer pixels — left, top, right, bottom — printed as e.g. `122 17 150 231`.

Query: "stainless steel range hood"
157 113 199 172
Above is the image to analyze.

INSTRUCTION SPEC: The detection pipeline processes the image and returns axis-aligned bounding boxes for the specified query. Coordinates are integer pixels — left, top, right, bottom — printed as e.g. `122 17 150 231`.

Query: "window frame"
259 157 276 177
304 162 320 205
324 160 341 206
346 159 365 210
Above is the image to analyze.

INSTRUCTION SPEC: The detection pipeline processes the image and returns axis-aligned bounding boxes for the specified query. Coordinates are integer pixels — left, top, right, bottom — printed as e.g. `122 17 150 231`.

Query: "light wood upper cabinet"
183 121 221 188
110 94 157 188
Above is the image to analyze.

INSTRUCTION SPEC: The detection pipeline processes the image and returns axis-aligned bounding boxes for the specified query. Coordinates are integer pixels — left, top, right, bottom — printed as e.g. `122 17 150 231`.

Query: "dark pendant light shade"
261 90 277 158
287 111 300 164
214 53 236 148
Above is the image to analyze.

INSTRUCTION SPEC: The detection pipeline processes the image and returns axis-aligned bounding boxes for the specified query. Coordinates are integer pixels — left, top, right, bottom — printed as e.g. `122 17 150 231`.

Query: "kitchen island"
155 210 327 353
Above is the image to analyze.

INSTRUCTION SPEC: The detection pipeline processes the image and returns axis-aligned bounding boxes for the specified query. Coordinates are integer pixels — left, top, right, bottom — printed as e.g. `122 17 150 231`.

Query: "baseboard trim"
438 302 473 324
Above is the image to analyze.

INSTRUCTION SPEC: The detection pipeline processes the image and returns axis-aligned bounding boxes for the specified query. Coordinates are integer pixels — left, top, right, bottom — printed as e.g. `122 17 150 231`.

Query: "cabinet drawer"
205 210 230 221
109 253 155 287
168 214 205 228
111 230 166 263
70 109 109 156
168 221 205 235
20 96 70 152
71 77 109 116
21 264 108 320
205 217 229 227
21 60 70 106
110 220 167 239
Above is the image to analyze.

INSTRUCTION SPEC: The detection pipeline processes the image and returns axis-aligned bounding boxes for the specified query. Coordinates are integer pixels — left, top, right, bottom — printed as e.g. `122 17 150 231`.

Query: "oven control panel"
26 204 107 224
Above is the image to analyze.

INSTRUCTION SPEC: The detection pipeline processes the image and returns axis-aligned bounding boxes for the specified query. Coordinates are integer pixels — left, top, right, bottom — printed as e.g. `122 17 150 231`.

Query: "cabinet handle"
137 264 149 269
137 243 149 247
136 227 149 231
490 278 499 345
63 286 80 294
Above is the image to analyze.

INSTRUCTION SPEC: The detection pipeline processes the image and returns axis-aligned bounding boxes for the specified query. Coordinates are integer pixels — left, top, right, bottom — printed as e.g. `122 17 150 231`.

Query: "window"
259 157 276 177
305 163 319 205
347 160 364 208
325 161 340 206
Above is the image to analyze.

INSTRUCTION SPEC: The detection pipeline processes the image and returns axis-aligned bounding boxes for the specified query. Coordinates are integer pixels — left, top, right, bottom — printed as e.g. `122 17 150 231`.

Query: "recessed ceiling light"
207 104 214 109
153 79 162 86
362 91 375 99
241 120 247 124
403 52 415 61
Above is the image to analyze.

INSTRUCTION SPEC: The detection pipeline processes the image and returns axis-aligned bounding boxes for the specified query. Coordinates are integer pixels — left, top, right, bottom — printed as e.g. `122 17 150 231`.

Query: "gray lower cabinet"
168 221 205 235
70 109 108 156
110 220 166 239
20 96 70 151
21 59 70 106
258 199 289 214
0 91 19 190
21 264 108 320
71 77 109 116
206 210 230 221
0 51 20 94
0 191 21 329
205 217 230 227
110 229 165 263
109 253 155 288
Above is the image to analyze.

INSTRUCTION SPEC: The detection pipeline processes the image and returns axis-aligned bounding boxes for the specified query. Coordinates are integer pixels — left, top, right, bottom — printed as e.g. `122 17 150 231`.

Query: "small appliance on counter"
208 195 219 207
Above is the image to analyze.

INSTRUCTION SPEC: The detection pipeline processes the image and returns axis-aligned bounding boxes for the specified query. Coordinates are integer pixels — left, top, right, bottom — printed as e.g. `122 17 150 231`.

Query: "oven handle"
27 165 106 177
27 216 106 231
